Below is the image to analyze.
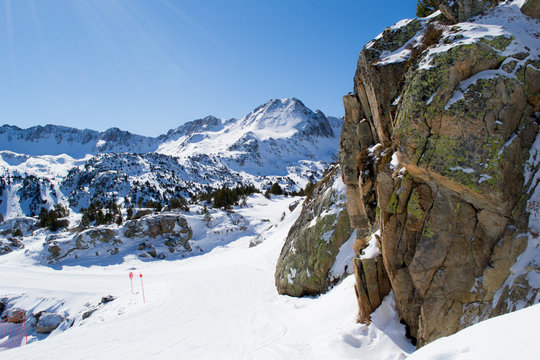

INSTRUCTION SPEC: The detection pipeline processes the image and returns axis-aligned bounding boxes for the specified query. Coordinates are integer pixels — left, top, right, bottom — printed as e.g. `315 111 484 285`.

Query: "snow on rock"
35 313 65 334
359 230 381 260
329 229 357 280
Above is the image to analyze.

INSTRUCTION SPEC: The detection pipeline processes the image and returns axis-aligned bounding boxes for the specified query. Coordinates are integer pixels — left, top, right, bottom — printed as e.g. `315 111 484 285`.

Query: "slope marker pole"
129 272 134 294
139 273 146 304
23 312 27 345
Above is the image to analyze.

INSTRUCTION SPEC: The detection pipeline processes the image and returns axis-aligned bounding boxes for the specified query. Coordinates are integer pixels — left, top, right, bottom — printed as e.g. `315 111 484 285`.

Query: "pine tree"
416 0 440 17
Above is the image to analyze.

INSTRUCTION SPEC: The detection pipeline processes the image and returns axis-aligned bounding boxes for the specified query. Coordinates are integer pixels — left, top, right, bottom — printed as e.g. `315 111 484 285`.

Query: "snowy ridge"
0 125 160 157
0 98 343 218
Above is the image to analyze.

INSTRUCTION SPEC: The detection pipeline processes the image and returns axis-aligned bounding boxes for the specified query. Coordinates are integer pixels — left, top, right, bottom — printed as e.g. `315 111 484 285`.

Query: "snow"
0 98 342 219
426 93 436 105
449 166 475 174
329 229 356 280
408 303 540 360
420 1 540 71
444 70 516 110
359 230 381 260
0 196 414 360
390 151 400 170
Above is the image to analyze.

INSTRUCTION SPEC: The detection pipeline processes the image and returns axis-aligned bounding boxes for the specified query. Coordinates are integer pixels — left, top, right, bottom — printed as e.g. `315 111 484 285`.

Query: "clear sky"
0 0 417 136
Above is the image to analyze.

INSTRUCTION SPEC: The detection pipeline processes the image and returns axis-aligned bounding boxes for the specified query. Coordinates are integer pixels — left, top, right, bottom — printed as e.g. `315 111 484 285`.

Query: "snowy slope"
408 303 540 360
0 195 414 360
0 98 342 218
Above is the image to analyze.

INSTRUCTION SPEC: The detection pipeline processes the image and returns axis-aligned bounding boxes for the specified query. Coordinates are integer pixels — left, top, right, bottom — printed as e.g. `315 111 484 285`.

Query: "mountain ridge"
0 98 341 158
0 98 343 218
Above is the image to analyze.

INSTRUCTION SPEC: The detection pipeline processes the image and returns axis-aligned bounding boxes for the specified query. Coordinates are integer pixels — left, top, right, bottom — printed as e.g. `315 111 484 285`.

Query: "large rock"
275 165 354 297
35 312 65 333
339 3 540 347
4 308 25 323
353 253 391 324
439 0 498 23
44 213 193 263
123 213 192 242
521 0 540 19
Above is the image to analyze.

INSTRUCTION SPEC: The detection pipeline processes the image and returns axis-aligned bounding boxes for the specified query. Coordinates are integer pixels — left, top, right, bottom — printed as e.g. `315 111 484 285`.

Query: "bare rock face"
521 0 540 18
339 3 540 347
353 253 391 324
275 165 354 297
439 0 498 23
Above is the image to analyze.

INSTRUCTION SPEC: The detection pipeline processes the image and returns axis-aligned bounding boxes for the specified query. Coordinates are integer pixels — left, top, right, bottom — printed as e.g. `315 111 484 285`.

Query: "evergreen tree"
127 206 134 220
269 182 283 195
416 0 440 17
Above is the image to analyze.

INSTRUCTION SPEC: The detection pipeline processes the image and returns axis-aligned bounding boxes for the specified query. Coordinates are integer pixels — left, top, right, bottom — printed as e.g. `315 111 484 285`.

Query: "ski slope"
0 196 413 360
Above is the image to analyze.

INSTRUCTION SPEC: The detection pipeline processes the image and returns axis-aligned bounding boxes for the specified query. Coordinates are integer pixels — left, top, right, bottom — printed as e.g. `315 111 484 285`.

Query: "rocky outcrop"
439 0 498 23
123 213 192 241
353 234 392 323
275 165 354 296
521 0 540 18
0 217 36 254
35 312 65 333
339 1 540 347
45 212 193 263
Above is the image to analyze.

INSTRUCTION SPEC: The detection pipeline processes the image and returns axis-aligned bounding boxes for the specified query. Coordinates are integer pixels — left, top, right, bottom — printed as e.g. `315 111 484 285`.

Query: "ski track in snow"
0 196 413 360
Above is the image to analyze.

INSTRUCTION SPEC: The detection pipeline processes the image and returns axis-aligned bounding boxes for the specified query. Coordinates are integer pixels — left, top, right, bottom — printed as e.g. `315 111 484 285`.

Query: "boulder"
0 217 38 236
521 0 540 19
439 0 497 23
35 312 64 333
132 209 153 220
4 308 25 323
275 165 354 296
124 213 192 242
75 228 116 249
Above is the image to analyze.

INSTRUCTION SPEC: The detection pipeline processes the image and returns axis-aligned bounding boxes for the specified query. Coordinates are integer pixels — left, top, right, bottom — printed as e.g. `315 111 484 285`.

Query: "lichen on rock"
275 164 354 297
338 0 540 347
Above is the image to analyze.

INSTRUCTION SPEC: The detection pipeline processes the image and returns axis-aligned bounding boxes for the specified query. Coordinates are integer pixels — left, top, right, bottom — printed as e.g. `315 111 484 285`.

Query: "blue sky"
0 0 417 136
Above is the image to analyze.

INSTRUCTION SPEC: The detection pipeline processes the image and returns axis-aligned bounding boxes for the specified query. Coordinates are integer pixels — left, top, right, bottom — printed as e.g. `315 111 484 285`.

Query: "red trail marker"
23 312 27 345
139 273 146 304
129 272 134 294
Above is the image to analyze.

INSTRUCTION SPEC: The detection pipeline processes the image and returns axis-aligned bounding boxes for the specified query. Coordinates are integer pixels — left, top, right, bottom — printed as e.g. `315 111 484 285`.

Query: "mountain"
0 98 342 218
0 125 159 157
156 98 341 176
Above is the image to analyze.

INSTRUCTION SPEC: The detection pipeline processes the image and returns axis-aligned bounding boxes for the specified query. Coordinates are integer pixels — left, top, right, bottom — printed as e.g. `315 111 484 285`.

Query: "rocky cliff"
339 0 540 347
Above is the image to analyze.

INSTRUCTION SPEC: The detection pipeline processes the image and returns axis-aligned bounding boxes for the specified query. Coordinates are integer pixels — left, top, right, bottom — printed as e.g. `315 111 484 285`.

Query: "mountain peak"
239 97 334 140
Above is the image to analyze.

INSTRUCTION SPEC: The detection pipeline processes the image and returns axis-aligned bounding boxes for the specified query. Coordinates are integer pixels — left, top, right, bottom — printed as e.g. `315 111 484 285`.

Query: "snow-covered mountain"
0 98 343 218
0 125 159 157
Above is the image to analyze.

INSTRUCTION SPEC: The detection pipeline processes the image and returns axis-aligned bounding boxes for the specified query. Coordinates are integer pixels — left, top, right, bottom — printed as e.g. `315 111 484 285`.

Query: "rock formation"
339 0 540 347
521 0 540 19
35 312 65 333
275 164 354 296
45 212 193 262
